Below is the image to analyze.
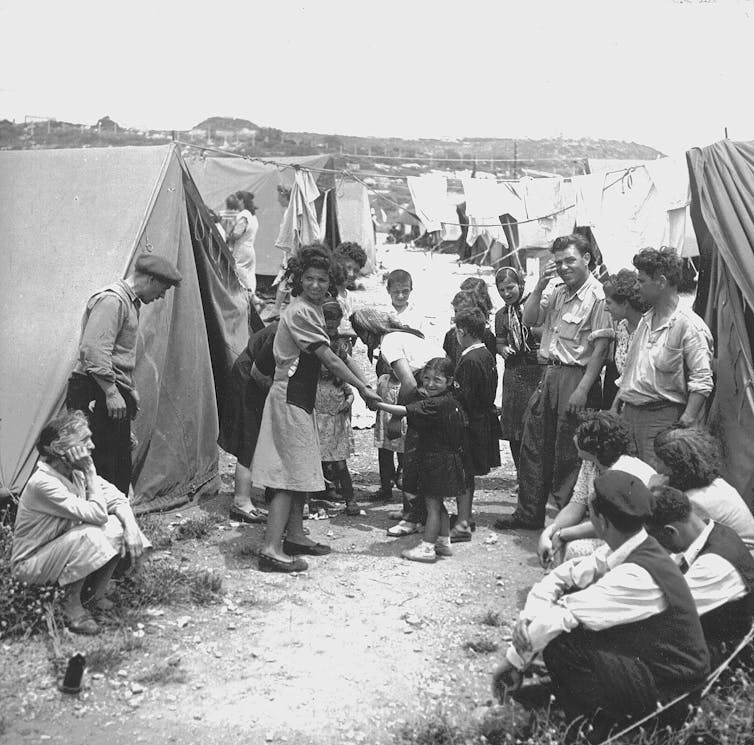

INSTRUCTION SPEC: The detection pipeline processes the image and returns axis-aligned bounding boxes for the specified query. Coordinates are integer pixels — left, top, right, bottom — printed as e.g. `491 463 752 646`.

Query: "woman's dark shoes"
368 486 394 502
229 504 267 524
258 554 309 573
494 514 542 531
282 540 332 556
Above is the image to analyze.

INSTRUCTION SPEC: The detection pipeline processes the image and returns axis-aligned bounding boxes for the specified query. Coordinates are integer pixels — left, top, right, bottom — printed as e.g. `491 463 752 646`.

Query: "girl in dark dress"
452 308 501 542
375 357 467 563
493 267 543 476
218 322 278 523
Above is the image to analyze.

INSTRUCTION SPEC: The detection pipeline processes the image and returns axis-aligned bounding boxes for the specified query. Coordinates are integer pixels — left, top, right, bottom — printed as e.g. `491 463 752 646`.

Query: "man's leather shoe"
493 514 542 530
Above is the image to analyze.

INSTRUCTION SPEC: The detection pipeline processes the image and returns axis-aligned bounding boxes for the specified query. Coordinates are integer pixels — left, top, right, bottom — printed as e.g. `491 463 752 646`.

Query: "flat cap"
593 469 653 519
134 253 182 286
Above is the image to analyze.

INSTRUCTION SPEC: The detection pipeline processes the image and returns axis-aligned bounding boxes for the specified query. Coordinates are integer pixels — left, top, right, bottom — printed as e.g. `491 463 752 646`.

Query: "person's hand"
65 445 95 475
492 659 523 702
512 618 532 654
338 396 354 414
130 389 140 417
536 259 558 291
122 521 145 560
106 387 128 420
360 387 382 410
499 345 515 360
567 387 588 415
537 530 554 568
678 412 696 428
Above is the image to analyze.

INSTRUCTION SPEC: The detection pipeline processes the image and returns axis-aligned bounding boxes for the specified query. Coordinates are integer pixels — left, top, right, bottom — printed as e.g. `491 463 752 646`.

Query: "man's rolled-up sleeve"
684 324 714 397
78 295 124 383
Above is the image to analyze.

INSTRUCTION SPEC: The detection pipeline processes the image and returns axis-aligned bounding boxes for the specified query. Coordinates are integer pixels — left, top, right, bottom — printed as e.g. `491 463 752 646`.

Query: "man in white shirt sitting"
646 485 754 666
493 470 709 743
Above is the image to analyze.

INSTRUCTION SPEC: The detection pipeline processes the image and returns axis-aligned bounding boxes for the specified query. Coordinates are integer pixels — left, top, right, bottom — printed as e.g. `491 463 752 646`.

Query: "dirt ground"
1 245 547 745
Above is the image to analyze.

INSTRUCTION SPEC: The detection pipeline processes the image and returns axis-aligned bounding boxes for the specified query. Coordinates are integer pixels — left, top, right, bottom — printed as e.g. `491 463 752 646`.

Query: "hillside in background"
0 114 665 224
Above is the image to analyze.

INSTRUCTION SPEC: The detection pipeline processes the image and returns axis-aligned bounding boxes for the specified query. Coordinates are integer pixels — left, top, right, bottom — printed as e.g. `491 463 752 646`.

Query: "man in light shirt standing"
496 234 611 531
615 247 713 468
493 470 709 742
646 485 754 666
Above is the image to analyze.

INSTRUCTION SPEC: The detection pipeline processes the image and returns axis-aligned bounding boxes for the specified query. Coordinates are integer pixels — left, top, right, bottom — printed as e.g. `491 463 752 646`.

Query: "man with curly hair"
646 485 754 665
616 248 713 467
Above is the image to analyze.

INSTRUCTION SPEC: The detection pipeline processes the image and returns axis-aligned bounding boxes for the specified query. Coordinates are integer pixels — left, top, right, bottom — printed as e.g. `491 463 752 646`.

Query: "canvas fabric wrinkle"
275 169 321 253
407 174 461 241
573 172 606 228
462 177 510 247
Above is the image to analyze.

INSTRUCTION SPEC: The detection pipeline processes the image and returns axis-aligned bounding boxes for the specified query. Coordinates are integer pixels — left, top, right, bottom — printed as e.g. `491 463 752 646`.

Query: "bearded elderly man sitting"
11 411 150 635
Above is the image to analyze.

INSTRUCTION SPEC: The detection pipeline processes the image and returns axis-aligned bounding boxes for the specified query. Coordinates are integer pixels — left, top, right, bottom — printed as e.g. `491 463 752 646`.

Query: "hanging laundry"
275 169 321 253
573 172 606 228
462 177 522 248
644 157 689 211
407 174 461 242
515 177 576 246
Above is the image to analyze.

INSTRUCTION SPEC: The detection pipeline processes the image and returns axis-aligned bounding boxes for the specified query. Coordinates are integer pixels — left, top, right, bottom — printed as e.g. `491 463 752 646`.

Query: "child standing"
333 242 368 337
386 269 424 332
371 369 406 501
443 290 497 367
375 357 467 563
452 308 501 541
315 338 360 516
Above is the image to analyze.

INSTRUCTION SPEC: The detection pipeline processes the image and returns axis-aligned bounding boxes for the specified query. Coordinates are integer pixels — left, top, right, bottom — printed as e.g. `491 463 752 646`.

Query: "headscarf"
495 267 530 354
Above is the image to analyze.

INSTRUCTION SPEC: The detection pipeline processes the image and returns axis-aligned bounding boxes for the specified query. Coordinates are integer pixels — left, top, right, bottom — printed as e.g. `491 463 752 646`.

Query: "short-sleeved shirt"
394 303 425 333
686 478 754 549
538 274 611 367
571 455 656 506
272 296 330 381
379 331 445 374
618 305 714 406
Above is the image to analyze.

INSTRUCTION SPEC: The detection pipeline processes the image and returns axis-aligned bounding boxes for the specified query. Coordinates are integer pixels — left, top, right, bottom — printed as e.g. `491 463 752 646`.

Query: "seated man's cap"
134 254 182 286
593 469 653 518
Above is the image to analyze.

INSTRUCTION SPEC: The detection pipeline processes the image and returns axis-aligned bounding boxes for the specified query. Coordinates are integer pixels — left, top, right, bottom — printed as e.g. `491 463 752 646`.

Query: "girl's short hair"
38 410 90 458
575 410 633 467
285 244 333 297
654 426 721 491
454 308 486 340
421 356 455 381
459 277 493 316
335 242 368 270
603 269 648 313
451 290 478 311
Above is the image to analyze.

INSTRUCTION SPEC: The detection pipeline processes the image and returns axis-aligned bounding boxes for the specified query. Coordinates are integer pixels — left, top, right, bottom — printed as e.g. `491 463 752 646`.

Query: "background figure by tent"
228 190 259 298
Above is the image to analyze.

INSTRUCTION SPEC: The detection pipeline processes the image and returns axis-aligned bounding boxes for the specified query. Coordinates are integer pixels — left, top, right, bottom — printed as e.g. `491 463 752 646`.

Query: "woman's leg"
423 496 442 544
82 555 120 608
60 577 87 619
230 462 266 520
372 448 395 500
261 489 294 560
457 475 474 528
509 440 522 476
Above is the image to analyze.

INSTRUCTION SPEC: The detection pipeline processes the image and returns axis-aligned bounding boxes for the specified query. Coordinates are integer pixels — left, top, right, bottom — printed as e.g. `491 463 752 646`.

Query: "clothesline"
347 152 590 164
176 139 646 229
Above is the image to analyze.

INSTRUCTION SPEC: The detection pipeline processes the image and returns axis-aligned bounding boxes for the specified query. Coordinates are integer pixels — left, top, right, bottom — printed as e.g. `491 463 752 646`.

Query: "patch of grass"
398 709 480 745
79 630 145 673
136 513 173 550
463 638 500 654
134 657 188 686
174 513 222 541
0 524 63 639
479 609 505 627
235 543 259 558
110 559 223 611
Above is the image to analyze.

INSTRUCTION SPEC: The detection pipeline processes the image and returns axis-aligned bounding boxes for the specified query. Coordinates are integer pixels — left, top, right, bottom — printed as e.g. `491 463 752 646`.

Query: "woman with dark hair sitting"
11 411 149 634
250 246 380 573
653 427 754 550
537 411 655 567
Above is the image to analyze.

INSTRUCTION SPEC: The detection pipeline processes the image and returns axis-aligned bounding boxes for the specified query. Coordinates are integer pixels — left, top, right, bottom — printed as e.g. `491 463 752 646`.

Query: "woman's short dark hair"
335 242 368 270
235 190 257 215
285 244 333 297
632 247 682 288
454 308 487 340
225 193 240 210
653 426 721 491
575 411 633 467
603 269 648 313
459 277 493 316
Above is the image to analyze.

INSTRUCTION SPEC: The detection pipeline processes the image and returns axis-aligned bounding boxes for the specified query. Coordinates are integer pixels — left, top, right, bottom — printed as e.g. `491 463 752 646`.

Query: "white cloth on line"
407 174 461 242
275 169 321 253
573 172 606 228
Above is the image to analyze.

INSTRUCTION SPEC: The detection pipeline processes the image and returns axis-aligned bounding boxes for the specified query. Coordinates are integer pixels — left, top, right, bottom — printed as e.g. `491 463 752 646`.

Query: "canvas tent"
687 139 754 508
0 144 249 512
185 153 335 276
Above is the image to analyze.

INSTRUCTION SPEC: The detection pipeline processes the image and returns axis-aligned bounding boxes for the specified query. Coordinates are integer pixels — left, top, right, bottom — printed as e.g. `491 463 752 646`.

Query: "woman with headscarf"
493 267 544 478
351 307 445 537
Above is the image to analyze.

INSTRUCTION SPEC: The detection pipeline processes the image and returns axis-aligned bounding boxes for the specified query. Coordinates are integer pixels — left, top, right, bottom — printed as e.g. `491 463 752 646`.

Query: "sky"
1 0 753 155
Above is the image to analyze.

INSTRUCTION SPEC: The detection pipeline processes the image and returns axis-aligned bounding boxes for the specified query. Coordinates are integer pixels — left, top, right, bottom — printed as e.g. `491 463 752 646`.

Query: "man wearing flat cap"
493 470 709 742
66 253 182 494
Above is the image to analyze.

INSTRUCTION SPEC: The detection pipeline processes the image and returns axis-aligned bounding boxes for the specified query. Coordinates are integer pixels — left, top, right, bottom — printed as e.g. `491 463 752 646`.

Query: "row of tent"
0 141 753 511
